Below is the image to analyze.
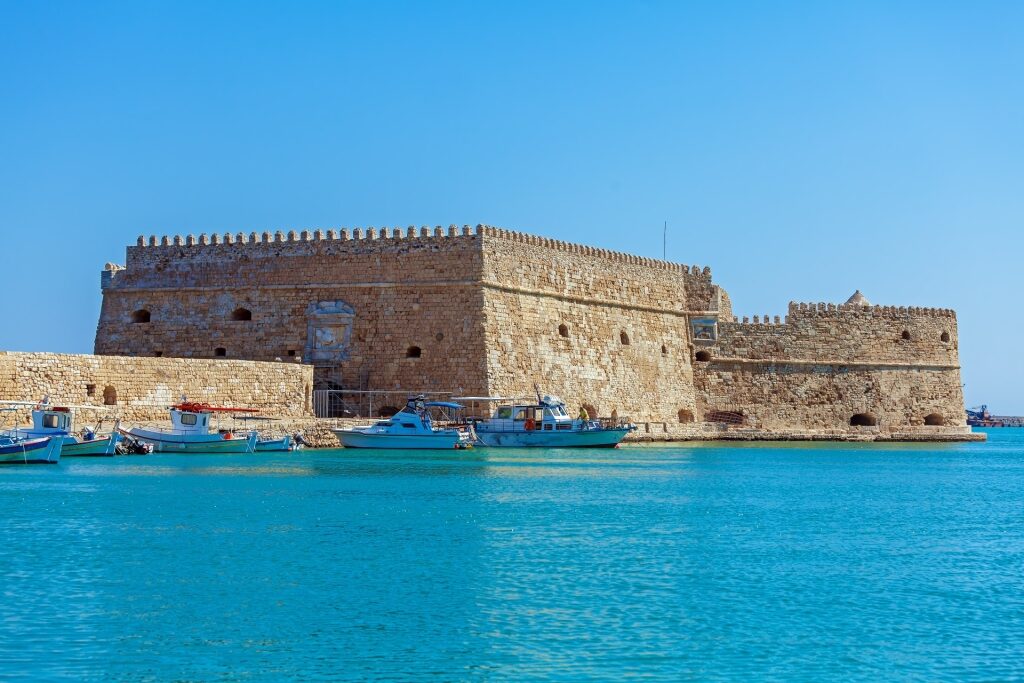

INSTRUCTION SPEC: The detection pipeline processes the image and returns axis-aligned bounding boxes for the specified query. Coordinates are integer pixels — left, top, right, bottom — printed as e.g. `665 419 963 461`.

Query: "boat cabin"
479 396 581 432
366 398 464 434
33 406 73 434
170 407 213 434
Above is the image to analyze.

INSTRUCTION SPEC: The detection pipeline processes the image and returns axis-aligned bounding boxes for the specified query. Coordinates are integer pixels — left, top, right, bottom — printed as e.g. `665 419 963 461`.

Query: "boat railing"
312 389 453 418
466 416 635 433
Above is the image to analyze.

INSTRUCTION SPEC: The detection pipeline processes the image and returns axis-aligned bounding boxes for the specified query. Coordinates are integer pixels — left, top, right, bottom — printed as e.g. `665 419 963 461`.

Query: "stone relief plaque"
691 317 718 342
306 300 355 363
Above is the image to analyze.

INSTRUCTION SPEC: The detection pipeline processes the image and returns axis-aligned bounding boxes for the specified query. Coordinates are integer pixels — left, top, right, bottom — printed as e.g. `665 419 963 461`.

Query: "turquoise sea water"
1 429 1022 681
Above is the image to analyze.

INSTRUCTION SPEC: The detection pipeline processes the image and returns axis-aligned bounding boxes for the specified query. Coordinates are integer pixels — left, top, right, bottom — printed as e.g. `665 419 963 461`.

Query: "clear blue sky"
1 1 1021 412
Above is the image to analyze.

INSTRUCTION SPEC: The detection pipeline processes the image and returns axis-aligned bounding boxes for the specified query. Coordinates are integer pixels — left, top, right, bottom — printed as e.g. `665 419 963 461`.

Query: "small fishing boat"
231 416 298 452
123 402 259 454
331 396 473 449
458 393 636 448
0 408 62 464
0 400 121 456
0 435 63 464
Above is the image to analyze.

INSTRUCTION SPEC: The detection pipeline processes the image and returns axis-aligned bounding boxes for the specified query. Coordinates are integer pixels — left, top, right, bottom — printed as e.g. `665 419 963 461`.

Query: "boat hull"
61 434 120 457
0 437 62 464
331 429 465 450
474 427 631 448
126 428 257 454
254 435 294 452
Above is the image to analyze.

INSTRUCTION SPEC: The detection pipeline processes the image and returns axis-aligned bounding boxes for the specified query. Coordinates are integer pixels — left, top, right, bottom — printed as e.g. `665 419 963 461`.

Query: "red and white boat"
122 402 259 454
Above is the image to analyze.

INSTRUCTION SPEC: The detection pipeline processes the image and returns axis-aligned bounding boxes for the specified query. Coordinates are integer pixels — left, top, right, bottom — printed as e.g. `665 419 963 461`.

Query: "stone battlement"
129 224 712 277
787 301 956 318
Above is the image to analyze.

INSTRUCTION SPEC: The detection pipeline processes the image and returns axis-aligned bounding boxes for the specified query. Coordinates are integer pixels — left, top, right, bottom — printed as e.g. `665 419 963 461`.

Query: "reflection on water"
0 429 1020 681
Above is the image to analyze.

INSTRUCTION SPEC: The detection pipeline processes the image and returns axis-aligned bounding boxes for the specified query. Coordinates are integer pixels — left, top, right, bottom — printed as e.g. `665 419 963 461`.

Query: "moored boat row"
331 392 636 450
0 399 302 464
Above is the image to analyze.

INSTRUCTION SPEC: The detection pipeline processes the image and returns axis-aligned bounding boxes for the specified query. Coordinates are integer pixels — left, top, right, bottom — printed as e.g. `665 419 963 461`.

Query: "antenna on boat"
533 383 542 404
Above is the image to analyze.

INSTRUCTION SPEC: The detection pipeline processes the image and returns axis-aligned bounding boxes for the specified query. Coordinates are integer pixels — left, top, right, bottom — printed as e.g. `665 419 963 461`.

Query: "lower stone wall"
692 361 969 434
0 352 312 423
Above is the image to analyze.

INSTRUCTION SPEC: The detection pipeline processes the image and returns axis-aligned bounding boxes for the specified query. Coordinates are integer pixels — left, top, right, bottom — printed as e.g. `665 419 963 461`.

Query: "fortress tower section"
477 228 724 423
691 302 968 434
95 227 491 394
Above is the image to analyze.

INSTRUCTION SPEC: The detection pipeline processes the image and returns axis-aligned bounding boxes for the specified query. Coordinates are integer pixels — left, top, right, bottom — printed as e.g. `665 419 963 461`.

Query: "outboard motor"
294 432 310 448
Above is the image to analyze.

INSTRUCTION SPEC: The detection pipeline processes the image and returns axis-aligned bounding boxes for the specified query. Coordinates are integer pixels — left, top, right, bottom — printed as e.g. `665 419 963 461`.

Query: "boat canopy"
424 401 464 409
451 396 528 402
173 402 259 414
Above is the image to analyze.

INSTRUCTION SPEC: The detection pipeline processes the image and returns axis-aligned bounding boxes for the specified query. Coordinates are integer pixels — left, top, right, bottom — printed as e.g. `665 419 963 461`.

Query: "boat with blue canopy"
331 396 473 449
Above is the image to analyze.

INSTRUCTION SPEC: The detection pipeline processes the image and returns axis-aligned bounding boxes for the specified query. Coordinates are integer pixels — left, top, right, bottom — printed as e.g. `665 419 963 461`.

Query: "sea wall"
0 352 312 423
692 303 969 433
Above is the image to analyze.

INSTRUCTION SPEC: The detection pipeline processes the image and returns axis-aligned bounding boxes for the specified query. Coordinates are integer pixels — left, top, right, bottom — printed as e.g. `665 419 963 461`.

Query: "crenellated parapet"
136 224 480 249
787 301 957 319
128 223 713 279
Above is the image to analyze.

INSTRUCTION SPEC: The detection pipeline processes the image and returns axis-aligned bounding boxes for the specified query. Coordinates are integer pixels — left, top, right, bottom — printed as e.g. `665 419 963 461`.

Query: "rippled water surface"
2 430 1023 681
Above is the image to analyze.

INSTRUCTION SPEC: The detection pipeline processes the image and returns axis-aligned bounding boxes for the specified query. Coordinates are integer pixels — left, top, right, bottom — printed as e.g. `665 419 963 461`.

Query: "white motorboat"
123 402 259 454
331 397 473 449
458 394 636 448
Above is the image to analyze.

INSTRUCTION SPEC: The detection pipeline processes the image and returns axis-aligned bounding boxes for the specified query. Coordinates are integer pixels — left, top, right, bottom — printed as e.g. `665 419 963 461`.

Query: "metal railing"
312 390 452 419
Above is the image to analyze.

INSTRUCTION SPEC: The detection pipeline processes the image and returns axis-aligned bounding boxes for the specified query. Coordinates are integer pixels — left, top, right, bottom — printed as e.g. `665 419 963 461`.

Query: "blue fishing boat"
0 408 62 464
0 435 63 464
0 400 121 456
458 393 636 448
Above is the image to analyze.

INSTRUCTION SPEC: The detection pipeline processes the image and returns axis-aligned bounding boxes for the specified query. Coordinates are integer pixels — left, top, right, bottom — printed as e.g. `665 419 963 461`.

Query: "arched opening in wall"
695 350 712 362
231 307 252 321
582 404 597 420
620 331 630 345
406 346 422 358
678 409 694 423
901 330 911 340
214 347 227 357
103 386 117 406
706 410 744 425
940 331 950 343
154 351 163 357
924 413 945 426
131 309 150 323
378 406 400 418
850 413 877 427
661 344 668 356
558 324 569 338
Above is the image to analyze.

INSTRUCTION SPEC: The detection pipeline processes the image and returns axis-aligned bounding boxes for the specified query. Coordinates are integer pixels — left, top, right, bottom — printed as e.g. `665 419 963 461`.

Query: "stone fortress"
87 224 976 441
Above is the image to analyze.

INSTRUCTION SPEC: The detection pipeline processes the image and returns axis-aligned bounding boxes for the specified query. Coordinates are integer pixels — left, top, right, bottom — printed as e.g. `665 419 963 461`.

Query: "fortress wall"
479 232 699 423
115 227 483 289
97 285 489 392
693 303 967 431
712 303 959 365
0 352 312 423
95 227 491 395
478 228 714 312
